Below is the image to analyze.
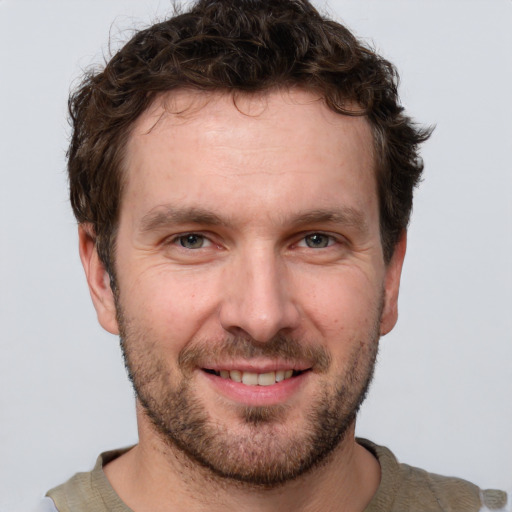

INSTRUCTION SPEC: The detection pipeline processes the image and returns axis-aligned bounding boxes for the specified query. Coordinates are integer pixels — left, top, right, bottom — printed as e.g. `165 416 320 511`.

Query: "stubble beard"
117 304 381 488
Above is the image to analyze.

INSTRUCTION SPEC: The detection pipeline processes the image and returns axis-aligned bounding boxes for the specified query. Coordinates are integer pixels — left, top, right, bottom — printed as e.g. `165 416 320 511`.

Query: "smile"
203 369 306 386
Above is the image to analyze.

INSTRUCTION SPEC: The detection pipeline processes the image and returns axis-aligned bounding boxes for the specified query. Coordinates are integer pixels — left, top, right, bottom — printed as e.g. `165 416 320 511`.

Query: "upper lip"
201 360 312 373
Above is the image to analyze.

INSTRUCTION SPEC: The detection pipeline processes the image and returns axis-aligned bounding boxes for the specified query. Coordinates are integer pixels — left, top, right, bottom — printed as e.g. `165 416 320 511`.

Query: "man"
41 0 508 510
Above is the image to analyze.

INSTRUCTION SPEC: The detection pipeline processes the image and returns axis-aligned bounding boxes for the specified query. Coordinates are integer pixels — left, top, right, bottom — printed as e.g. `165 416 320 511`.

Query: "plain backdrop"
0 1 511 510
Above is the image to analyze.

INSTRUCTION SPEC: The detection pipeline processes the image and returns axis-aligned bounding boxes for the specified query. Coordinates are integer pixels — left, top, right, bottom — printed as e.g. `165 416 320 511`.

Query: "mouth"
199 365 313 406
202 368 308 386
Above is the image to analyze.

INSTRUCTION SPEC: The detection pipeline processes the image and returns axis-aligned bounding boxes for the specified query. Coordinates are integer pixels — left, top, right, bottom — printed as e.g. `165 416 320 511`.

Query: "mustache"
178 333 332 373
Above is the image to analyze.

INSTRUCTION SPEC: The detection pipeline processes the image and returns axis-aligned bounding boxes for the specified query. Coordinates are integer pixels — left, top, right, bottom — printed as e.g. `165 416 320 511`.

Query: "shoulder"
46 468 96 512
397 461 507 511
359 438 509 512
45 448 133 512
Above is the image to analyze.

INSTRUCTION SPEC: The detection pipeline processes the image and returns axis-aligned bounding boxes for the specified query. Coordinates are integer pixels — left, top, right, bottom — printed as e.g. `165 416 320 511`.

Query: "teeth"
214 369 299 385
258 372 276 386
241 372 259 385
230 370 242 383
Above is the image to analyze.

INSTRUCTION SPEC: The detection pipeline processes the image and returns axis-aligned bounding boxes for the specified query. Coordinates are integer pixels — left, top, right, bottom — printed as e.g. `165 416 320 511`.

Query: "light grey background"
1 0 511 510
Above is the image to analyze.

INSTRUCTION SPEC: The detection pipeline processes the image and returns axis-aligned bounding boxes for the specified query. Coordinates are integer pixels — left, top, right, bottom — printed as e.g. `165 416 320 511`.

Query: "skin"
79 89 406 512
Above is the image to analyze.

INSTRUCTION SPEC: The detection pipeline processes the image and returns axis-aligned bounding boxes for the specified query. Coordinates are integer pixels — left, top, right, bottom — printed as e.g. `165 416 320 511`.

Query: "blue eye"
303 233 332 248
177 234 207 249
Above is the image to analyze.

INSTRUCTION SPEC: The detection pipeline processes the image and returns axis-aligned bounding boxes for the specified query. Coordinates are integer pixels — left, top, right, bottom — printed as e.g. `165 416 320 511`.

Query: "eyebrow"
290 208 368 233
139 206 227 233
138 205 368 234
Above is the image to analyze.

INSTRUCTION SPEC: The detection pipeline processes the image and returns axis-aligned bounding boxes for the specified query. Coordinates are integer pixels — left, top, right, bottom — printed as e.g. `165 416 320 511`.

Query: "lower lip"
200 370 310 406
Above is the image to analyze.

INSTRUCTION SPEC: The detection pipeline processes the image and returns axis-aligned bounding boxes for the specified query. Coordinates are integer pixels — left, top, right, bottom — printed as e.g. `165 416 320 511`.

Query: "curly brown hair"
68 0 432 274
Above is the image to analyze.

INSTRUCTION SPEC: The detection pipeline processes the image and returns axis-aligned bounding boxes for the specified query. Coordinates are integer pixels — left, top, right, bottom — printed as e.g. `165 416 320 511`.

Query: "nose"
219 247 300 342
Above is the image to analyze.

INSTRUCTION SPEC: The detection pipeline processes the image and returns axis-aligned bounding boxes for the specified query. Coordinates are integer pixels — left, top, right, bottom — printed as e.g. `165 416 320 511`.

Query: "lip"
200 358 313 374
199 367 311 406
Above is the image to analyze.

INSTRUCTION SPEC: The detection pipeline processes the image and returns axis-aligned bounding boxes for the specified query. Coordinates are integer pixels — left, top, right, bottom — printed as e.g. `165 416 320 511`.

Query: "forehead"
123 89 377 226
130 89 373 158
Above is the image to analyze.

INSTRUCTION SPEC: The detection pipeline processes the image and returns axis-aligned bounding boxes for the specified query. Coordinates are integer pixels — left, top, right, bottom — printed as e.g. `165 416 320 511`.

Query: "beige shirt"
46 439 508 512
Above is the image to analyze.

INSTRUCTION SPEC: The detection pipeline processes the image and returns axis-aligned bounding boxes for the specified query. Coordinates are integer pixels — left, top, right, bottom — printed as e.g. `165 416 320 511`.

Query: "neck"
104 411 381 512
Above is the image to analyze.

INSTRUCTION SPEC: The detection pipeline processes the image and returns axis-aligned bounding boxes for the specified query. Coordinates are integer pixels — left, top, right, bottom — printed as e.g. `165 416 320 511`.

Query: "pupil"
307 234 327 248
181 234 202 248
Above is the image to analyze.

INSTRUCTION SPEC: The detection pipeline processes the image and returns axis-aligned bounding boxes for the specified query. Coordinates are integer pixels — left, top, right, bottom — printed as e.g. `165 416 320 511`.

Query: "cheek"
118 264 223 343
296 267 383 339
301 274 382 380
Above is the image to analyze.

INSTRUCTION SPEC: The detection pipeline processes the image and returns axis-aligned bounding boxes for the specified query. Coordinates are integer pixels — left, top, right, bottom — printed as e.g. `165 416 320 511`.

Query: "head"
73 0 431 488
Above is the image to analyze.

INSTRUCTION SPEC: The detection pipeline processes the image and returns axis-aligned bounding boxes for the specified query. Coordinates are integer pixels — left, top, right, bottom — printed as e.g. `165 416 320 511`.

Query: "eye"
300 233 335 249
175 233 211 249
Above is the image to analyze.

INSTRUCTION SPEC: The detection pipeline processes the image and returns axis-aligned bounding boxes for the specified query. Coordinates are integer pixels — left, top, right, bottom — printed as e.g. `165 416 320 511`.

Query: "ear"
78 224 119 335
380 231 407 336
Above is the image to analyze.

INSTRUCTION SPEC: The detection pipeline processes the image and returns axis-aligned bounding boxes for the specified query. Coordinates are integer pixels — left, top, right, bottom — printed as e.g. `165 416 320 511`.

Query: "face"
82 89 405 486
